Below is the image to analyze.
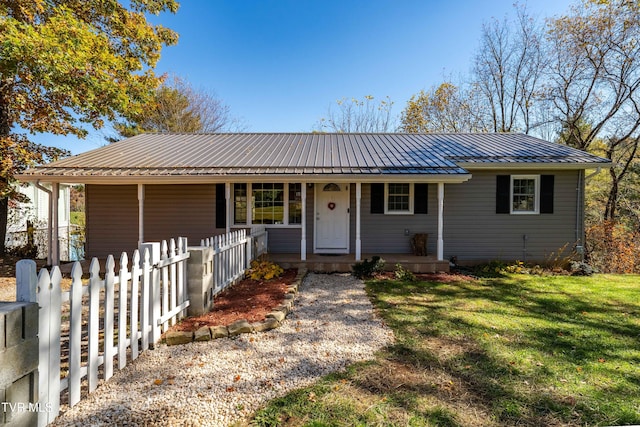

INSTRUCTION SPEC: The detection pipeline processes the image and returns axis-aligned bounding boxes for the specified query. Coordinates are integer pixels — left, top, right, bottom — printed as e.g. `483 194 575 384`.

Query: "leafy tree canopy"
400 82 488 133
0 0 179 252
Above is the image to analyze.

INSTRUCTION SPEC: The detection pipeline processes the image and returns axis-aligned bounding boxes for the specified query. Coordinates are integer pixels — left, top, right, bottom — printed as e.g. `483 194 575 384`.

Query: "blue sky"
38 0 576 155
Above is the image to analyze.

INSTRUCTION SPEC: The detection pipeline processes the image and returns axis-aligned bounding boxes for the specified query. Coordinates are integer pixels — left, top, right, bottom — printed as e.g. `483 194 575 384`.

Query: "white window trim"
384 183 414 215
510 175 540 215
232 182 303 227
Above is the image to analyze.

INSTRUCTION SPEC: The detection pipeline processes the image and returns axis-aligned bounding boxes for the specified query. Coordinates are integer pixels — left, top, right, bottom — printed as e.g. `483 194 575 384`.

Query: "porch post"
355 182 361 261
51 182 60 265
437 182 444 261
225 182 231 234
300 183 307 261
137 184 145 246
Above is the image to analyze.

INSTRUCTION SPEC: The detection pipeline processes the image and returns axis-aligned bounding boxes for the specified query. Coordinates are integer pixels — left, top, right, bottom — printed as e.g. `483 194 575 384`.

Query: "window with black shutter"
496 174 554 214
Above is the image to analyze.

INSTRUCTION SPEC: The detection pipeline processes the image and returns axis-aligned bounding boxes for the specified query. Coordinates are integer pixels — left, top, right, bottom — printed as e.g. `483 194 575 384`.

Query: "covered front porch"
269 253 449 273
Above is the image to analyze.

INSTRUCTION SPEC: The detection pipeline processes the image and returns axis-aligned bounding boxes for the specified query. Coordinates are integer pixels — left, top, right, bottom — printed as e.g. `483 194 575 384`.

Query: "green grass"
250 273 640 426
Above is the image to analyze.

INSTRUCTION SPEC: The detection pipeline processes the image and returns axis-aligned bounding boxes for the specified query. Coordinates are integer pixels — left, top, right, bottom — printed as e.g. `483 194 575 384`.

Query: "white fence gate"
250 225 268 259
16 237 190 426
199 226 268 298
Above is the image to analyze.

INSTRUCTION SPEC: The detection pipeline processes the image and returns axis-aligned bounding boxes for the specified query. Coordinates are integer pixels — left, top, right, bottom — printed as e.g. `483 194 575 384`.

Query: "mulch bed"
170 268 298 332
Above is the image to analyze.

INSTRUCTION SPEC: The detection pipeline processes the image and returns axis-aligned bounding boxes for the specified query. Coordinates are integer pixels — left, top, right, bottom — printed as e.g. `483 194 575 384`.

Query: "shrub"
7 243 38 259
394 263 416 282
475 260 545 276
586 220 640 273
351 256 385 279
249 259 284 281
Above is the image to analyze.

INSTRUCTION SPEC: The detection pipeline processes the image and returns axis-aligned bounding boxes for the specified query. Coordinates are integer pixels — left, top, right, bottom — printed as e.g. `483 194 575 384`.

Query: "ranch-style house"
17 133 610 270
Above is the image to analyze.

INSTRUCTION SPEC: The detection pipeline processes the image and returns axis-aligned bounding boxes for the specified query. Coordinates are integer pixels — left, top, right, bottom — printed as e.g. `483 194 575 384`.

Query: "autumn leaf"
226 386 236 392
308 391 317 402
0 0 180 251
153 379 163 385
233 375 241 382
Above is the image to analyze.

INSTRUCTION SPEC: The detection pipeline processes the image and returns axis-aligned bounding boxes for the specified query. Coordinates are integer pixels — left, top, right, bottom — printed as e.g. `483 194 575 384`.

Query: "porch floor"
268 253 449 274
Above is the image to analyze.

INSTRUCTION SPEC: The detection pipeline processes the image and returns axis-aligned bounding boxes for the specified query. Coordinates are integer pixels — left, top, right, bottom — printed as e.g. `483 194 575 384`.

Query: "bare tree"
112 76 245 139
547 0 640 220
473 5 547 133
315 95 395 132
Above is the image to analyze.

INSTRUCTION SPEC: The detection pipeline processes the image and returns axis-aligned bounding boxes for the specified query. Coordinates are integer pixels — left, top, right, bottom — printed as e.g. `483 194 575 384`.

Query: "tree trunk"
0 87 11 255
0 196 7 255
604 169 619 221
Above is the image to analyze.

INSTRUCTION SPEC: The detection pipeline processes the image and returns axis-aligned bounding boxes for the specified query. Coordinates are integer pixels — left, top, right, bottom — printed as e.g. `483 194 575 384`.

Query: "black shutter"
370 183 384 214
215 183 226 228
540 175 554 214
414 183 428 214
496 175 510 214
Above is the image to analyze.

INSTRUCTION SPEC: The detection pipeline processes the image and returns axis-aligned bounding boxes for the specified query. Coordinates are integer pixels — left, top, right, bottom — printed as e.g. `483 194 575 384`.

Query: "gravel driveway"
52 273 394 426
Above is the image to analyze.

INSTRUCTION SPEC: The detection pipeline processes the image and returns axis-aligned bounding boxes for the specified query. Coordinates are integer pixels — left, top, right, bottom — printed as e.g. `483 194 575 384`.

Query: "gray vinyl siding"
84 173 581 263
144 184 216 244
86 184 139 259
360 184 438 254
267 228 302 253
443 170 580 263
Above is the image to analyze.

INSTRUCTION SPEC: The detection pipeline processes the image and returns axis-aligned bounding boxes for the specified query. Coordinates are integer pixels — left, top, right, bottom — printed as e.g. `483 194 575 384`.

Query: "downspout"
35 180 53 265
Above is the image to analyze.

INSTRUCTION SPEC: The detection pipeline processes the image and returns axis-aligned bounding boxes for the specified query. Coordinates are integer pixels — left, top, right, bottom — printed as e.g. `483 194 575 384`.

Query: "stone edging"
164 269 308 346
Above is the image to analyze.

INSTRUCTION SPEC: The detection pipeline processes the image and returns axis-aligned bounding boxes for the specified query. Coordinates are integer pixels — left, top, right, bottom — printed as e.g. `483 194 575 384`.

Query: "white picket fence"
16 237 190 427
250 225 269 259
199 226 268 298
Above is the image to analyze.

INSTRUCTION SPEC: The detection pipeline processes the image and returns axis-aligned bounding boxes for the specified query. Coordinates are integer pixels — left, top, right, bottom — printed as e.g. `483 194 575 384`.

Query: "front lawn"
250 273 640 426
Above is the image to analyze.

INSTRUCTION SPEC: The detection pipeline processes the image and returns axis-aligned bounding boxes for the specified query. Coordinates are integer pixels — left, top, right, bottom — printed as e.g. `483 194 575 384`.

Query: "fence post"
130 250 141 360
15 260 45 426
246 233 253 269
169 239 177 325
176 238 185 320
140 248 151 352
118 252 129 370
140 242 161 347
87 258 101 393
32 266 61 425
16 260 37 303
103 255 115 381
160 240 169 332
68 262 83 407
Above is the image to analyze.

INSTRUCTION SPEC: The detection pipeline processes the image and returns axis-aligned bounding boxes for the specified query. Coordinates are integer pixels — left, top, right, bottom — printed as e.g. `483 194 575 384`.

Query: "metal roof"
18 133 611 182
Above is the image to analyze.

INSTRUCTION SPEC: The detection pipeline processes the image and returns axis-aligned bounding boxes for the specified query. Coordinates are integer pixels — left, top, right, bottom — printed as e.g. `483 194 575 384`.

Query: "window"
252 183 285 224
232 183 305 226
511 175 539 214
385 183 413 214
497 175 554 215
288 183 302 224
233 184 247 224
